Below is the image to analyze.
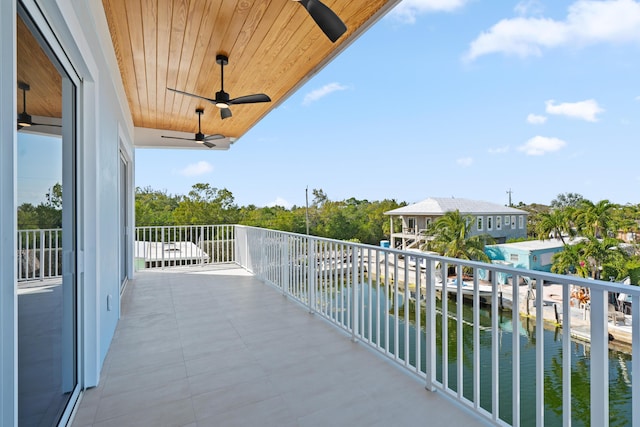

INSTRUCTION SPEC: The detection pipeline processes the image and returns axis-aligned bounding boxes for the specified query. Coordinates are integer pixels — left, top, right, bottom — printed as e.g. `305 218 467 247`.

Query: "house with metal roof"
384 197 529 250
485 239 569 273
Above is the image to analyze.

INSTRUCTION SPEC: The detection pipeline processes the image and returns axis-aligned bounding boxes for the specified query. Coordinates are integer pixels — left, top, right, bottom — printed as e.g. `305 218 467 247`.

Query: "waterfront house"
385 197 529 250
485 238 579 273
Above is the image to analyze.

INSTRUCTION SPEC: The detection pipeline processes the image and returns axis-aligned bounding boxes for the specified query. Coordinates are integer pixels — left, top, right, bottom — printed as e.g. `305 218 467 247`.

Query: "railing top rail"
236 224 640 295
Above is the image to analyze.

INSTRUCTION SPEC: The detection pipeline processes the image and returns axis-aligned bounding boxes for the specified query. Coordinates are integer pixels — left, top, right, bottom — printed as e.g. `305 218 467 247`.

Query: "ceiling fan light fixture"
17 112 32 127
215 102 229 109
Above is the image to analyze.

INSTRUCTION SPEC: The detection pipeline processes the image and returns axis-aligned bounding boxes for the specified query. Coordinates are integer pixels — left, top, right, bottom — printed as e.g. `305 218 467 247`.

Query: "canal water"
323 283 632 426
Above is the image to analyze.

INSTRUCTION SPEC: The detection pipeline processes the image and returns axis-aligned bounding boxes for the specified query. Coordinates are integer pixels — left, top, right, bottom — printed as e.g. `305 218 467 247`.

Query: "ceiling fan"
293 0 347 43
17 82 62 130
161 108 224 148
168 54 271 120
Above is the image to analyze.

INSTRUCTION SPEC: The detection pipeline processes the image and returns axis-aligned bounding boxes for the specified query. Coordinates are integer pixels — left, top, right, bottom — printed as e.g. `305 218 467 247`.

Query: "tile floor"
71 265 489 427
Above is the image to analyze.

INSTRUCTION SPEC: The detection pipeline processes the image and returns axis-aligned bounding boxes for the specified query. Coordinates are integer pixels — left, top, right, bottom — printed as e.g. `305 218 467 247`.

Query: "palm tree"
551 237 629 280
574 199 617 238
582 236 629 280
422 210 493 262
535 208 574 244
551 242 588 277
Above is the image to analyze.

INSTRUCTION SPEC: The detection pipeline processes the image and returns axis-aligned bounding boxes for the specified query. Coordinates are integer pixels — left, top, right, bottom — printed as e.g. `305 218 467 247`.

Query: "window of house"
407 217 416 233
496 216 502 230
487 216 493 231
519 215 524 229
477 216 483 231
511 215 516 229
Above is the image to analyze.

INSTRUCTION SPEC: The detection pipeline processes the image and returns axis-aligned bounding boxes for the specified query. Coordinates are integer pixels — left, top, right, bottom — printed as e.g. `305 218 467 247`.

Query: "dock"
359 255 633 348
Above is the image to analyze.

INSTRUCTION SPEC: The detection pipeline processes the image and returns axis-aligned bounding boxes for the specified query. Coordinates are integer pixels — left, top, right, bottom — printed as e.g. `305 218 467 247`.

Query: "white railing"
234 225 640 427
134 225 235 268
17 225 236 279
17 228 63 281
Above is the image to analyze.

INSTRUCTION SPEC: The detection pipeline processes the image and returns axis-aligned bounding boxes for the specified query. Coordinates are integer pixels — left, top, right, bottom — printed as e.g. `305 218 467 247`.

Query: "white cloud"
302 83 348 105
527 113 547 124
465 0 640 61
178 161 213 177
636 95 640 101
267 197 292 209
456 157 473 167
515 0 544 17
390 0 469 24
488 145 510 154
545 99 604 122
518 136 567 155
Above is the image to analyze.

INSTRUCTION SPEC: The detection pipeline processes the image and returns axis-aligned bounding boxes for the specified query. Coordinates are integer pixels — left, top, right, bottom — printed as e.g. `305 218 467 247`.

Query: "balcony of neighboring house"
18 225 640 426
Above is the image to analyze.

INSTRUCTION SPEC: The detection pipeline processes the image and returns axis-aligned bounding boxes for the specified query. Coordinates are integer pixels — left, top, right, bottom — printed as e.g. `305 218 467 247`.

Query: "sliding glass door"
16 7 78 426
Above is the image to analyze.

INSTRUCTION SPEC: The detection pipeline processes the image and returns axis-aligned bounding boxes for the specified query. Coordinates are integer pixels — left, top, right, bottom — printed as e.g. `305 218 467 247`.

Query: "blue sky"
17 133 62 206
136 0 640 209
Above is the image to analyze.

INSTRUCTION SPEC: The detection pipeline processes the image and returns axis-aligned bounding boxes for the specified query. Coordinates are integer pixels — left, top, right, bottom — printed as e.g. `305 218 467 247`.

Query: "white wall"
26 0 136 387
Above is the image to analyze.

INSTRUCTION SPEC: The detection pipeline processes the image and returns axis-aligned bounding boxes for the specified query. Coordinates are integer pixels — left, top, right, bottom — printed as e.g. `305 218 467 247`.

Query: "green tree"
422 210 493 262
551 242 588 277
535 208 574 244
311 188 328 207
172 183 238 225
574 199 617 238
582 236 629 280
17 203 38 229
135 186 180 226
550 192 584 209
551 237 630 280
612 203 640 241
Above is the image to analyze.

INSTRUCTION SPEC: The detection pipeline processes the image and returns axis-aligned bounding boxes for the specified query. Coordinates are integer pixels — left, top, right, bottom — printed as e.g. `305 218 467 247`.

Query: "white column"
0 1 18 425
590 289 609 426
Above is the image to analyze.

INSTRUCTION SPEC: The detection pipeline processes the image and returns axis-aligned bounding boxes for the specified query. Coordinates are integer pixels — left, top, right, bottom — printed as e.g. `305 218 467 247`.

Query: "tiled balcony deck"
71 265 488 427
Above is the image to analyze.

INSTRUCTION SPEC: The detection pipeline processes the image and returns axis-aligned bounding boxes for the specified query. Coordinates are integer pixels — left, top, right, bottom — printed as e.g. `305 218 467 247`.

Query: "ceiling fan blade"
297 0 347 43
31 122 62 128
220 108 232 120
204 134 225 141
203 141 216 148
167 88 216 104
161 135 196 141
228 94 271 105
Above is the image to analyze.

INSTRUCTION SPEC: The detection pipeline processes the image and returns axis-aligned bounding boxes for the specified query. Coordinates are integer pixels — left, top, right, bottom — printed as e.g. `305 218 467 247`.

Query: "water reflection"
321 283 633 426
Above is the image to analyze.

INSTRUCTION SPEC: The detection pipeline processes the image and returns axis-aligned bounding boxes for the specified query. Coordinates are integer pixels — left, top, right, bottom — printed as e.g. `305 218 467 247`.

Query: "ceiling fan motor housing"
17 112 32 127
215 90 230 108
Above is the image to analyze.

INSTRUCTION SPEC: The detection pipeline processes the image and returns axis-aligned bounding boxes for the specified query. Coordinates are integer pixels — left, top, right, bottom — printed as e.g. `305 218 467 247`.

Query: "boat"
435 278 493 298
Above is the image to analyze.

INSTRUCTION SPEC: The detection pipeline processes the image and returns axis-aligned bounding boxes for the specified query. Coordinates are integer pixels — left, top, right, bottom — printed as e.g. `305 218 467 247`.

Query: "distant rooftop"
487 237 584 252
385 197 529 216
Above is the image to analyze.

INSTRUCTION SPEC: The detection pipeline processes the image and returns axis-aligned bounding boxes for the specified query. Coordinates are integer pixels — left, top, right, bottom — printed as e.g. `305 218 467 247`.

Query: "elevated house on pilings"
384 197 529 250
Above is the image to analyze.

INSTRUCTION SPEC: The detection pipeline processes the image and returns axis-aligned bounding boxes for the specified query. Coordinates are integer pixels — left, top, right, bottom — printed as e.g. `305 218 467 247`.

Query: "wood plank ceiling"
17 15 62 120
101 0 396 148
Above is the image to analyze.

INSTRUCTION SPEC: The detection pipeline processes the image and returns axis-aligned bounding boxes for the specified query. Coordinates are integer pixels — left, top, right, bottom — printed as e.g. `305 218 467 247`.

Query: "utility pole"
506 188 513 207
305 186 310 235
